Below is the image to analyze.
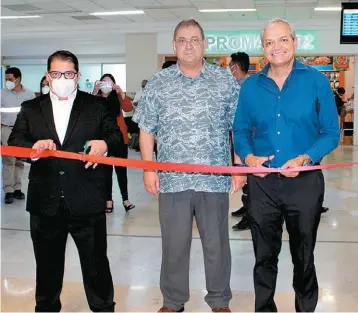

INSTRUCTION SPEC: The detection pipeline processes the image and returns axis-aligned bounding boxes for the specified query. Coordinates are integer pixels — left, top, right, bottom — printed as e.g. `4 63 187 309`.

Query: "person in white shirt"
132 79 148 107
8 50 122 312
1 67 35 204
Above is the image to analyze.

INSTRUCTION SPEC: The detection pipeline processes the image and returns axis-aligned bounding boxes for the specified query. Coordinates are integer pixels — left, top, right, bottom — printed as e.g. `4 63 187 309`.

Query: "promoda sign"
204 30 317 54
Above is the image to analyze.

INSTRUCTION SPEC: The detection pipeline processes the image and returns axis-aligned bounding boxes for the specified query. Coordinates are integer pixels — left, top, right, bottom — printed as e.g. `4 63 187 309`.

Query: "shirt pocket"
285 94 317 124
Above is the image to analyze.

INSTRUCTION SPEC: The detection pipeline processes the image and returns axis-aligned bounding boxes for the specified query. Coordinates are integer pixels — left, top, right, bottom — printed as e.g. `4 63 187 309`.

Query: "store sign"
205 30 317 54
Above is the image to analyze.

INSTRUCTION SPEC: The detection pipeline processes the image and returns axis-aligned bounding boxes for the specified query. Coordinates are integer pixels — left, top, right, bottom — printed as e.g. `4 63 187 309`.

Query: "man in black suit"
8 50 123 312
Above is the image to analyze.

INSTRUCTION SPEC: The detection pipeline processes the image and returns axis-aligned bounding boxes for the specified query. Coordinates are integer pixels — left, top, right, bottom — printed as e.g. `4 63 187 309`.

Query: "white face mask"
100 83 112 94
51 77 76 98
6 80 16 91
42 86 50 95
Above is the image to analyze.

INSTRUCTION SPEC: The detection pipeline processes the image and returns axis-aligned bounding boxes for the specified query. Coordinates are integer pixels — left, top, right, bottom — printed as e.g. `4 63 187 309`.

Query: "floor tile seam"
1 228 358 244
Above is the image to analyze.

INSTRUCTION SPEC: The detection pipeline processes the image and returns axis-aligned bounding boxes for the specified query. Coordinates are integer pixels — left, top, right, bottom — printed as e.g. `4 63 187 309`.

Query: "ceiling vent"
2 4 42 11
71 15 103 21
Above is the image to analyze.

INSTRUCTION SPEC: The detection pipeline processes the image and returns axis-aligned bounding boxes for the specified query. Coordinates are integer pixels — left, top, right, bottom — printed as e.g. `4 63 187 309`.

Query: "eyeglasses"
175 37 202 46
48 71 78 79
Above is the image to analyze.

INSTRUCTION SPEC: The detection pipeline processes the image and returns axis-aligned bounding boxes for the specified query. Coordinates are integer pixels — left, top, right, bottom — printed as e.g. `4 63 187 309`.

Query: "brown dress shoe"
212 308 231 312
158 307 184 312
158 308 176 312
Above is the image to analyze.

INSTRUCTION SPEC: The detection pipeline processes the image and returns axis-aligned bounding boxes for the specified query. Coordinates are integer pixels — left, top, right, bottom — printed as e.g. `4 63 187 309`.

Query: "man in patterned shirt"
133 19 245 312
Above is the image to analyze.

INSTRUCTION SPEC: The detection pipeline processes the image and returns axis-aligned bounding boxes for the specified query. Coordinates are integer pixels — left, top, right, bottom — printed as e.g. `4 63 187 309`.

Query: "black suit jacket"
8 90 123 216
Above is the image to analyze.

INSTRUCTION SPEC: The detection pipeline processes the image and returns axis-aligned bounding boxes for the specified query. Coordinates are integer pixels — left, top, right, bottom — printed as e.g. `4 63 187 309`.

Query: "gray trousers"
1 125 24 193
159 190 232 310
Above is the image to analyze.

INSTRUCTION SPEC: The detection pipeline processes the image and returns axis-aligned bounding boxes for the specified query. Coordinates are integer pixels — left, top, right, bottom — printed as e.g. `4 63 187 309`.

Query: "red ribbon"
1 146 357 174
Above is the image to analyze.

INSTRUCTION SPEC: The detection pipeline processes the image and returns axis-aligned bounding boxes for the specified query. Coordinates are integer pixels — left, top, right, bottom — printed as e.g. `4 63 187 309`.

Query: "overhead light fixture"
90 10 145 16
199 9 256 13
314 7 341 11
0 15 41 19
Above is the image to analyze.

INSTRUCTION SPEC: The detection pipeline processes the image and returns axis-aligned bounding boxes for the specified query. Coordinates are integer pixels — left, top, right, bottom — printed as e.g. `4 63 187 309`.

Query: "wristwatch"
301 154 311 166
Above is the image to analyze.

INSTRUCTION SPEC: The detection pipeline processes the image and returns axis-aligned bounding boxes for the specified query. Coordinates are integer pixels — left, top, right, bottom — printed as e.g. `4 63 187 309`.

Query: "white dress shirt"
32 90 108 163
132 88 142 104
50 90 77 144
47 90 107 157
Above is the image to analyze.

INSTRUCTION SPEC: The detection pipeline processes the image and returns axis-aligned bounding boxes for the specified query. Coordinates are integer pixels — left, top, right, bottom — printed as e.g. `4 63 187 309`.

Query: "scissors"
81 141 90 155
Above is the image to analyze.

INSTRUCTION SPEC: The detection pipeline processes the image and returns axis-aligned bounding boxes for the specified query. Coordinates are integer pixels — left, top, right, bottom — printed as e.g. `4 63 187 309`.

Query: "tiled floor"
1 145 358 312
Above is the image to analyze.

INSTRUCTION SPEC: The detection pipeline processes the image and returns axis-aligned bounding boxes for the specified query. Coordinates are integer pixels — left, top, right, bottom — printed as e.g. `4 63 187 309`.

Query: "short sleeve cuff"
132 114 157 134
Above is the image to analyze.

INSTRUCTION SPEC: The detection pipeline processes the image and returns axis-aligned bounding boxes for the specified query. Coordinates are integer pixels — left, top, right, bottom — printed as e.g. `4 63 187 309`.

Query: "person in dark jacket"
8 50 122 312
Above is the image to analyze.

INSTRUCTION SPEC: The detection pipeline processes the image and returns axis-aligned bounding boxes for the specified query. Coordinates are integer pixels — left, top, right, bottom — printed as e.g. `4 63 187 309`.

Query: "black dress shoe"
13 190 25 200
4 193 14 204
158 307 184 312
231 206 246 217
320 207 329 214
232 216 250 231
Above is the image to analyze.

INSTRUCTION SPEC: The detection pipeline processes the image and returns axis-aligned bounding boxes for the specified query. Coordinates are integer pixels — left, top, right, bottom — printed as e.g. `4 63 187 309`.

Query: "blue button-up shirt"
133 60 238 193
233 59 340 167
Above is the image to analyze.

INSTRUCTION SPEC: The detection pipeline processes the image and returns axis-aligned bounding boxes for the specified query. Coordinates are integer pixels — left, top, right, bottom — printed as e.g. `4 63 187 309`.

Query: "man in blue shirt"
233 18 339 312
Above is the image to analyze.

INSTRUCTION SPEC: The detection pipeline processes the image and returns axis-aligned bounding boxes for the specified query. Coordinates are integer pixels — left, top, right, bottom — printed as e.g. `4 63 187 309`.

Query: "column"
354 55 358 145
125 33 158 93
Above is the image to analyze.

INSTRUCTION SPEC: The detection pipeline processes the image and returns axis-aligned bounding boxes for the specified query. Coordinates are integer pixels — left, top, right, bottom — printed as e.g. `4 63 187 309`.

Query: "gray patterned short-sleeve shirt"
133 60 239 193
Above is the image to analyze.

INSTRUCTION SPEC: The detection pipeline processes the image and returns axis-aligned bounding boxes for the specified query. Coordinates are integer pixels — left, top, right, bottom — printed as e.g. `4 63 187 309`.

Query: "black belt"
263 163 321 178
1 124 14 128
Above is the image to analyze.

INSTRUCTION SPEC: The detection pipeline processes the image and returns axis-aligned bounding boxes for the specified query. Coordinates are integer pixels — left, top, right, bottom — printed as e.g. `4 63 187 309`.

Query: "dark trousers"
242 184 248 209
30 200 114 312
246 171 324 312
124 117 138 135
106 144 129 203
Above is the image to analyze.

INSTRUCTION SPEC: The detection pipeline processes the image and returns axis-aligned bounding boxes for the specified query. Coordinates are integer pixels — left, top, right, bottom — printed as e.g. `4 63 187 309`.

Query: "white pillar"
354 55 358 145
125 33 158 93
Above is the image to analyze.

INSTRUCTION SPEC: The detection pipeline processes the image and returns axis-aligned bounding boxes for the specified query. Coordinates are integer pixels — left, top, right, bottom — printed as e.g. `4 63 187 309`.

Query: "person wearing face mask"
228 52 251 232
93 74 136 213
8 50 122 312
229 52 250 89
1 67 35 204
130 79 148 151
40 76 50 95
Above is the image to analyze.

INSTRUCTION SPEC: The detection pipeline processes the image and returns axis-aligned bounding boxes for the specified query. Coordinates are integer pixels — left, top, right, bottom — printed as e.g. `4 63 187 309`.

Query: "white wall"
125 33 158 93
354 55 358 146
2 56 126 66
1 37 126 57
344 58 355 98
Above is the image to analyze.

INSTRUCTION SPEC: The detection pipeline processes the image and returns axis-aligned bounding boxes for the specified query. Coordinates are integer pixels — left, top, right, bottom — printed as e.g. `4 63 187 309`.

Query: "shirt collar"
50 88 77 102
9 84 26 94
175 59 209 78
259 58 307 77
238 74 249 86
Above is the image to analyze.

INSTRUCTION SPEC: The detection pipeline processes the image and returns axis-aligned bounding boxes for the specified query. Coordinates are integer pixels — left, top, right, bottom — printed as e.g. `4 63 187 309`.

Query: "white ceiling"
1 0 348 35
1 0 355 59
